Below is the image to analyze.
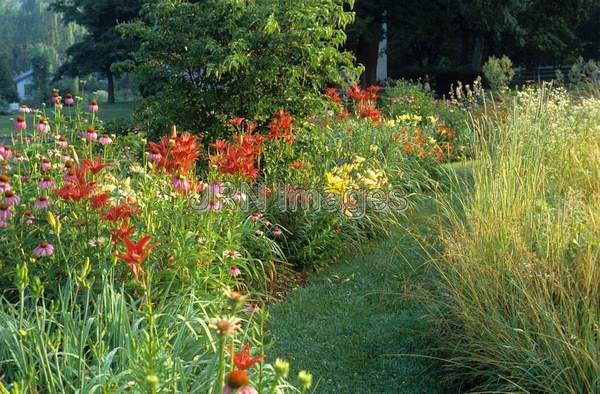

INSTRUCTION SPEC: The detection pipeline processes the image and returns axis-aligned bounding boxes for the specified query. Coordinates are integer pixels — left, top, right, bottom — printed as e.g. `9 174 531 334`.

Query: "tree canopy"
50 0 142 103
118 0 358 137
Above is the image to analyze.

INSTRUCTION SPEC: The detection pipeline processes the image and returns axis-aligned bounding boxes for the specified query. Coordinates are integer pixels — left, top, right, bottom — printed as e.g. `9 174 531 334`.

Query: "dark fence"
512 65 571 84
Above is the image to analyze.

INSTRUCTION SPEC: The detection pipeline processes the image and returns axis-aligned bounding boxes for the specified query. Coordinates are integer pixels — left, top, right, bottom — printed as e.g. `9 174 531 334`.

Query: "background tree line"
1 0 599 105
0 0 82 102
347 0 600 86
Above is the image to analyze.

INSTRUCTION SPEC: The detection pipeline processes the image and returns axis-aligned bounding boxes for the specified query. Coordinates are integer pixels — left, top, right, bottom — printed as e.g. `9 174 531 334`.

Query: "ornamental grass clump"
435 86 600 392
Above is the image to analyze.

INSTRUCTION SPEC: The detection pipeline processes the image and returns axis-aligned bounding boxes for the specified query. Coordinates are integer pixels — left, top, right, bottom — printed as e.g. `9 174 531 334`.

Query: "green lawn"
268 202 446 393
0 101 140 137
268 162 475 393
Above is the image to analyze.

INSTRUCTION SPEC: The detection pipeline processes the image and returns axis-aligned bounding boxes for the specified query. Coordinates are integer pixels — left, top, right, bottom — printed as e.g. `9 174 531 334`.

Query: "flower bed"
0 86 465 391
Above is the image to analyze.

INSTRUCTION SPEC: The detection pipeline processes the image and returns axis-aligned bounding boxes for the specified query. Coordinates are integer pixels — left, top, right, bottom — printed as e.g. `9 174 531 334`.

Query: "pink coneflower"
172 175 190 193
33 241 54 257
229 265 241 277
232 191 247 202
15 115 26 130
89 99 99 113
19 105 31 113
36 117 50 133
22 210 35 225
208 199 222 211
57 136 69 148
41 159 52 171
4 190 19 206
0 203 13 221
262 218 271 227
0 175 11 192
223 249 242 259
38 176 54 190
0 146 12 161
246 303 260 313
98 135 113 145
223 385 257 394
209 182 223 196
51 90 61 105
64 94 74 106
63 171 76 183
35 196 51 209
272 227 283 238
61 154 71 162
249 212 262 222
148 150 162 161
84 127 97 142
13 153 24 163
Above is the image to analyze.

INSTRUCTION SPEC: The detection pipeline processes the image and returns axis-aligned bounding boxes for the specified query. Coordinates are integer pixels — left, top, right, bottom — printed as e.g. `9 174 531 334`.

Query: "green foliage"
0 272 298 392
119 0 359 138
482 55 514 92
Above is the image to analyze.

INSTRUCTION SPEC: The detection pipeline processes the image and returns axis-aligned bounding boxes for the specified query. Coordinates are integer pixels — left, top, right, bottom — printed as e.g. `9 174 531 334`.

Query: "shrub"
104 117 137 136
568 57 599 87
381 79 436 117
91 89 109 103
434 86 600 392
482 55 514 92
119 0 359 139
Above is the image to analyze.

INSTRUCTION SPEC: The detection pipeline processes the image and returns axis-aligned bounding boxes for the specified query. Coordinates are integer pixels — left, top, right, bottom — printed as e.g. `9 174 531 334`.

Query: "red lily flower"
83 157 111 174
212 132 263 180
90 193 110 210
267 108 293 141
211 139 228 152
324 87 342 105
230 344 264 371
229 117 245 128
149 132 200 175
114 235 158 281
359 106 381 123
55 166 95 201
109 218 134 244
103 201 139 222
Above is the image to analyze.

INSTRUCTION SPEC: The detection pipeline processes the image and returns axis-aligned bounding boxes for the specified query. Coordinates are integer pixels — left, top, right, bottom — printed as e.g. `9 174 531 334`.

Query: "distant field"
0 101 140 137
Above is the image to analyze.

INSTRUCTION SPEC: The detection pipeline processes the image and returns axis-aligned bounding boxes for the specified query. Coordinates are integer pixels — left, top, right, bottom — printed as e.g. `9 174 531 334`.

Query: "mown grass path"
269 202 446 393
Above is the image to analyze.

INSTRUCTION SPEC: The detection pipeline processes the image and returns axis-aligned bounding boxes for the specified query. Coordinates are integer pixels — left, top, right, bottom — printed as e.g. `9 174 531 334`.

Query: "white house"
14 69 34 101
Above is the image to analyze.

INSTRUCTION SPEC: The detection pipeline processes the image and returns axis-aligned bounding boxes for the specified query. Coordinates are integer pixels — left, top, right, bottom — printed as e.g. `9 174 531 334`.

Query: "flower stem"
215 335 226 394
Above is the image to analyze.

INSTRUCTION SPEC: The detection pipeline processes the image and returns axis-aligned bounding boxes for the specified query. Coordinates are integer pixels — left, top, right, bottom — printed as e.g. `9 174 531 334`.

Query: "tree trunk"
107 69 115 104
72 75 79 96
356 34 380 87
471 34 485 70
